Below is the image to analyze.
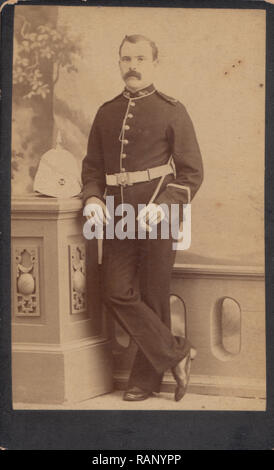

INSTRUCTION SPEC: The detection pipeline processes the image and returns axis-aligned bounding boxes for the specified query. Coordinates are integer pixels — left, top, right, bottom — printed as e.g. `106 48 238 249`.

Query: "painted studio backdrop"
11 5 265 266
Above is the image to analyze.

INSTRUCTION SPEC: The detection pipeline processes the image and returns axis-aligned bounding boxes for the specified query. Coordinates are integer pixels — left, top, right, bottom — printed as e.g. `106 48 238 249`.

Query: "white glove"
83 196 110 226
137 203 166 233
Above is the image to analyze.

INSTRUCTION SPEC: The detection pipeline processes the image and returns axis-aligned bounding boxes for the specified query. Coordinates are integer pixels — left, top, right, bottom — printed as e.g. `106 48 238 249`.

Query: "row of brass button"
121 103 135 159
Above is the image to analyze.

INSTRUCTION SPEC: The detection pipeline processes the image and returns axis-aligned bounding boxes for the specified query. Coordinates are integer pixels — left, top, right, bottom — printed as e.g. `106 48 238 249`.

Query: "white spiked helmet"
33 132 82 198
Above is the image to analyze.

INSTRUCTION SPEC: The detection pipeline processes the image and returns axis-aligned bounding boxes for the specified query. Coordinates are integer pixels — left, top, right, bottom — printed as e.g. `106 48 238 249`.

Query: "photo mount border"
0 0 273 450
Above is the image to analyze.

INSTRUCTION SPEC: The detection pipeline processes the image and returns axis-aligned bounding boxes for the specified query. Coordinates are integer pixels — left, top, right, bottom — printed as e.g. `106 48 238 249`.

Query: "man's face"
119 40 158 91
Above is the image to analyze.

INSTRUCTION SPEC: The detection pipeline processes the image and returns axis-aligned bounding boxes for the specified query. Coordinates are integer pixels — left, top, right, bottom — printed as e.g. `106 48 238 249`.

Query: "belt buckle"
116 171 132 187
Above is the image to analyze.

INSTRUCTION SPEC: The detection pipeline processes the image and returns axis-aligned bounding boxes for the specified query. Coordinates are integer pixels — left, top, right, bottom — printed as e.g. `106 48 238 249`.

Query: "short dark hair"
119 34 158 61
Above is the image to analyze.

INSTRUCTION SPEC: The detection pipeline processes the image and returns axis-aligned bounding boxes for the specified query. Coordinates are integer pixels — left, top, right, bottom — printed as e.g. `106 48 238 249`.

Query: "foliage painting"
12 13 82 187
13 18 82 100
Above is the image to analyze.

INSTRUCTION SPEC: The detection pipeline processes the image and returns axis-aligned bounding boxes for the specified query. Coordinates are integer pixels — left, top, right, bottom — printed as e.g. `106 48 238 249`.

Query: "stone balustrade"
114 264 266 399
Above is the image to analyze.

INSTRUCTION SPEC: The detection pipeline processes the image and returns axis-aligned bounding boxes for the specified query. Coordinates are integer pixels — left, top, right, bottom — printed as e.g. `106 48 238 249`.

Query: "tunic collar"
123 84 155 100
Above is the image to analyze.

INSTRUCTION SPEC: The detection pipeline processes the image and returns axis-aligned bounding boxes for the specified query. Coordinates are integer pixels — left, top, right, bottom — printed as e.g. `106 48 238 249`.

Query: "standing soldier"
82 34 203 402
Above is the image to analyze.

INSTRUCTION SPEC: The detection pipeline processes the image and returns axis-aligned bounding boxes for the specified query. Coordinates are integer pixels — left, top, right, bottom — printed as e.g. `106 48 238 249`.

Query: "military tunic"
82 84 203 213
82 84 203 394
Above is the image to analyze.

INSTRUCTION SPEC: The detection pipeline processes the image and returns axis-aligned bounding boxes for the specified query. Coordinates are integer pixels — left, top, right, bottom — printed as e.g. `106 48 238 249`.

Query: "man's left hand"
137 203 166 232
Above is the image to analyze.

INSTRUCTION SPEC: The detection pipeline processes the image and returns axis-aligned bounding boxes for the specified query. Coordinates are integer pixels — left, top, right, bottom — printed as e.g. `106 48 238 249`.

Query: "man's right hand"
83 196 111 226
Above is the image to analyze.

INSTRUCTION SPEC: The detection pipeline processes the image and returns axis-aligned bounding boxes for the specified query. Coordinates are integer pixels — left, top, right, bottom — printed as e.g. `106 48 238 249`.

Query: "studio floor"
14 390 266 411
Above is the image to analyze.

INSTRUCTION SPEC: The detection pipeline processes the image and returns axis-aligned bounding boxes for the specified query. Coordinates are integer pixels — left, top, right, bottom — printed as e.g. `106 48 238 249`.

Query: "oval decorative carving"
17 272 35 295
14 246 40 316
73 270 85 294
69 244 86 314
114 320 131 349
221 297 241 355
170 294 186 338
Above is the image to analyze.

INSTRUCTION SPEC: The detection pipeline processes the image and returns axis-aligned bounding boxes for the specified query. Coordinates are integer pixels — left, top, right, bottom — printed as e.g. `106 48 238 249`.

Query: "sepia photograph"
10 4 266 412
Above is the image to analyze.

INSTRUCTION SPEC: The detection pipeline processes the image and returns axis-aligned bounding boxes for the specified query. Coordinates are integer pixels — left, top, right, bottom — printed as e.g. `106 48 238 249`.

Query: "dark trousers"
102 234 192 393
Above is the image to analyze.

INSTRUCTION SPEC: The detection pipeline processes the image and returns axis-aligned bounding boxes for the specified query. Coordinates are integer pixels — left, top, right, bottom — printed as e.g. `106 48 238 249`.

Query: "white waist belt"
106 163 173 187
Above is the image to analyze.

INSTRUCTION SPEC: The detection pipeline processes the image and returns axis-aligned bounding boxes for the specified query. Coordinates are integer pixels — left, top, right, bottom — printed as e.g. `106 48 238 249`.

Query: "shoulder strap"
156 90 178 105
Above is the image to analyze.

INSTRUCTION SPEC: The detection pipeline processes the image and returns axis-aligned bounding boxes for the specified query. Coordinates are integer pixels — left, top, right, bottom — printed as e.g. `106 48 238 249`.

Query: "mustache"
124 70 142 80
